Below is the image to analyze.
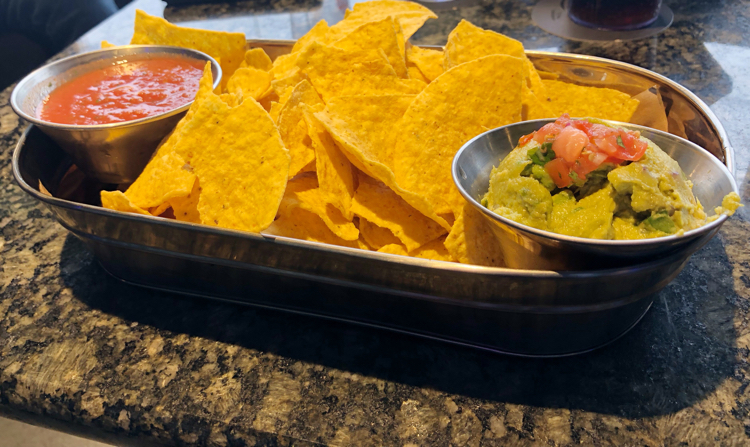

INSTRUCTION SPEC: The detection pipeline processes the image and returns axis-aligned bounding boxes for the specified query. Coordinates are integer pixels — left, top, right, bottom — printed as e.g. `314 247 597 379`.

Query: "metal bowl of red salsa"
11 45 221 184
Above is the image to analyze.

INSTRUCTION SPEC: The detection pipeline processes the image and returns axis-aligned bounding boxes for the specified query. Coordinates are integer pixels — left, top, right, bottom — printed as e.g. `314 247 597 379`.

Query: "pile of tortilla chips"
101 1 643 267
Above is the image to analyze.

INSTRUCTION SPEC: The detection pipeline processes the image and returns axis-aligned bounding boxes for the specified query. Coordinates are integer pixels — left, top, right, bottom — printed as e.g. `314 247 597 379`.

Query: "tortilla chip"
330 0 437 41
351 175 447 252
444 20 525 69
270 53 299 80
101 40 116 49
359 217 401 249
444 203 504 267
393 54 524 217
320 94 415 170
406 45 444 82
377 243 408 255
170 179 201 223
269 101 283 123
264 207 363 249
314 96 450 231
131 10 246 89
523 85 555 120
156 65 289 232
226 67 272 101
279 174 359 241
411 235 455 262
101 190 151 215
277 80 324 178
407 65 430 83
295 43 425 102
332 18 408 78
219 92 240 107
543 79 640 122
292 20 330 53
121 151 197 209
304 109 356 220
243 48 273 71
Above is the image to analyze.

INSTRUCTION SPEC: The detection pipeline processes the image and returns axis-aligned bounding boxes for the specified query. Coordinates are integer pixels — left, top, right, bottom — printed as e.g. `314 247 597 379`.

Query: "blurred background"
0 0 133 91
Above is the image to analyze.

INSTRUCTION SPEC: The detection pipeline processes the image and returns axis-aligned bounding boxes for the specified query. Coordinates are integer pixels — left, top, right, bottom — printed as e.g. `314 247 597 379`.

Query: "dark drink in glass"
568 0 662 30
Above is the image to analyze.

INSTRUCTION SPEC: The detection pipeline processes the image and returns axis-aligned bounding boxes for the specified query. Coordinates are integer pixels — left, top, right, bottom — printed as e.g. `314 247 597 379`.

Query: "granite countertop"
2 0 750 445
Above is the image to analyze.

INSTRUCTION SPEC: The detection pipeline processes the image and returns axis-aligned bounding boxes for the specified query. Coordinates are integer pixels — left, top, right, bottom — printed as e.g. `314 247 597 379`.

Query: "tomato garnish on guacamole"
38 57 205 125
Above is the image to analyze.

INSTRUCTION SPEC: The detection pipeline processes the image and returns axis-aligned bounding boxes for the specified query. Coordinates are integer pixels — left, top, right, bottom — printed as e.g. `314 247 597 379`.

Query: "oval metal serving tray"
11 41 734 357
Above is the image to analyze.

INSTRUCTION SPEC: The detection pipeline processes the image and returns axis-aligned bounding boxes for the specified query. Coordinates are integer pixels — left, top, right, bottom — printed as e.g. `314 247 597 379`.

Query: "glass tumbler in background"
568 0 663 30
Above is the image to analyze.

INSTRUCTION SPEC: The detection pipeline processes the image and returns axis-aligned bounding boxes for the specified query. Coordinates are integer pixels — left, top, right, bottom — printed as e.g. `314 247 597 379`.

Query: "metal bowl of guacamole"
453 118 741 271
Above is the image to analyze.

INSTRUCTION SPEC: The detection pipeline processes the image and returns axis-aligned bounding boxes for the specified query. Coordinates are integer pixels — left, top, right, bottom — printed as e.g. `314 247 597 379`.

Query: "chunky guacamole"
482 115 741 240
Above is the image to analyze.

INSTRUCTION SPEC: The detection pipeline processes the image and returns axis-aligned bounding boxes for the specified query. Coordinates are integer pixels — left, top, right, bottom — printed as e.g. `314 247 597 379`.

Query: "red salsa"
38 57 205 125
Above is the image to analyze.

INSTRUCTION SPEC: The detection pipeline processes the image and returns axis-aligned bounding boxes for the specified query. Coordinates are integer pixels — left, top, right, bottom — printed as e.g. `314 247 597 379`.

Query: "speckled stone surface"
2 0 750 445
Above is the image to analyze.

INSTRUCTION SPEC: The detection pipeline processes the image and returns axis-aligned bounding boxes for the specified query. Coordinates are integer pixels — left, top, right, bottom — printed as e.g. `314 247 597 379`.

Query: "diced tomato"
552 126 589 163
554 113 572 127
518 132 535 146
533 122 564 144
617 130 648 160
570 119 593 135
571 145 608 179
544 158 573 188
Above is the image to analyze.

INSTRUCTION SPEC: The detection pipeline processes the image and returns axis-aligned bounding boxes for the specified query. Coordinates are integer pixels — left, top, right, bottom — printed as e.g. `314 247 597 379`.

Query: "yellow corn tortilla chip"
376 236 454 262
219 92 240 107
170 179 201 223
443 20 549 118
264 207 363 249
351 175 447 252
101 190 151 215
359 217 401 249
159 64 289 232
314 97 450 231
542 79 640 122
406 45 444 82
445 203 504 267
411 235 455 262
270 66 305 106
304 109 356 220
269 101 283 123
407 65 429 83
295 43 425 102
444 19 524 69
523 85 555 120
226 67 272 101
101 40 116 49
320 94 415 171
329 1 437 41
393 54 524 217
292 20 330 53
149 202 171 217
377 243 408 255
121 151 197 209
243 48 273 71
278 80 324 178
332 18 408 78
279 174 359 241
270 53 299 80
131 10 246 89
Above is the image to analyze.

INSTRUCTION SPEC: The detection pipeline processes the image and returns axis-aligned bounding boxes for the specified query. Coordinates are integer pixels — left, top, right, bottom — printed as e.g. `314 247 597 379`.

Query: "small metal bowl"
10 45 221 184
453 119 739 271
